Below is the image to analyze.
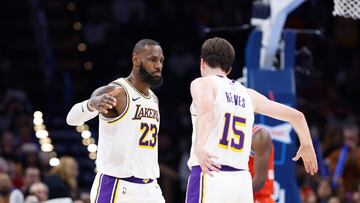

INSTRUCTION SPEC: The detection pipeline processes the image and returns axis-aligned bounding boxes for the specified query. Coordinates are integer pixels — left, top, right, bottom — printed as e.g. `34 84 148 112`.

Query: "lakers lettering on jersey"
188 75 254 170
96 78 160 179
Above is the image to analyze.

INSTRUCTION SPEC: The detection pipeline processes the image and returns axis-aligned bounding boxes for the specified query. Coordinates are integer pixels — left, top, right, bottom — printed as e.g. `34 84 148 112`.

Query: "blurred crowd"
1 0 360 202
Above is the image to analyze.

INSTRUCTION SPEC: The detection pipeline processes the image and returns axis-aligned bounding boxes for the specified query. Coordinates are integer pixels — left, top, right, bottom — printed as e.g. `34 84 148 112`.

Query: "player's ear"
200 58 205 70
226 67 232 75
132 53 141 67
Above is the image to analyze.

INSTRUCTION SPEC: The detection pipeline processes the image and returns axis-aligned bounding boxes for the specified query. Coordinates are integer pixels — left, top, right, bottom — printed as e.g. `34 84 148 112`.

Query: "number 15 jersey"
187 76 254 170
97 78 160 179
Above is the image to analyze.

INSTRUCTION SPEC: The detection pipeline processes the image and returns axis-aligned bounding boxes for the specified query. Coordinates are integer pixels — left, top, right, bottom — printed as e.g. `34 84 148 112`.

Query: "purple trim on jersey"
191 165 245 173
186 169 201 203
98 174 117 203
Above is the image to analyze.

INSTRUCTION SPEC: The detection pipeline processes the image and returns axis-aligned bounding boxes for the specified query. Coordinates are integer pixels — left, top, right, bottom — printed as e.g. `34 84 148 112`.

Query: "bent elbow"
289 109 305 124
296 111 305 122
66 110 82 126
258 177 266 189
66 114 76 126
253 175 266 192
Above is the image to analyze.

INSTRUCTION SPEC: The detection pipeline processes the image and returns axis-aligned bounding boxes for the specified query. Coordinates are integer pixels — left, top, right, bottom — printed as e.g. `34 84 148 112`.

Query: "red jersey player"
249 126 275 203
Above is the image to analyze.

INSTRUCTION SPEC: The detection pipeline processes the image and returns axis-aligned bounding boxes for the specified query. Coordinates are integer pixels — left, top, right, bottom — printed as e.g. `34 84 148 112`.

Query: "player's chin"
152 74 162 80
149 76 163 88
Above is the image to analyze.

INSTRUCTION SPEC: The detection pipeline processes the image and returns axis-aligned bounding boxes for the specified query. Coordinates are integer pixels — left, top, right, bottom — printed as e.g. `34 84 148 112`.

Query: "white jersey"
188 76 254 170
96 78 160 179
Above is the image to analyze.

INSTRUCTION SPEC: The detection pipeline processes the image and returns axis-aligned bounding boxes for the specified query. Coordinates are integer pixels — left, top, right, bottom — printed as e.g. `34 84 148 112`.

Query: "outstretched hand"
88 86 121 114
195 145 221 176
292 144 318 175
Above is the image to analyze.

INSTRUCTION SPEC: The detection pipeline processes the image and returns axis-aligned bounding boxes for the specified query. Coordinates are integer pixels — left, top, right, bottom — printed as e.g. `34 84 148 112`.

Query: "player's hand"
195 145 221 176
88 87 120 114
292 144 318 175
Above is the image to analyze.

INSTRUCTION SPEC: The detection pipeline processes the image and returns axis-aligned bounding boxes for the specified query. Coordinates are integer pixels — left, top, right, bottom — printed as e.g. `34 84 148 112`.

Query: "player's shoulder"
91 84 125 98
252 127 272 146
190 77 202 86
150 90 159 104
190 76 218 89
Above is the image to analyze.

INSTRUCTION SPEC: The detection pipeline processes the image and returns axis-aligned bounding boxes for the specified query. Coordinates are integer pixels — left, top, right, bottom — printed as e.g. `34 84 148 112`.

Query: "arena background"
0 0 359 203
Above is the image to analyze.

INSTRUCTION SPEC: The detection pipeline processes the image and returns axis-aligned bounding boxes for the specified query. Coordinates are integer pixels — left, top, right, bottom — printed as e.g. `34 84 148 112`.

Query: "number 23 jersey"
187 76 254 170
97 78 160 179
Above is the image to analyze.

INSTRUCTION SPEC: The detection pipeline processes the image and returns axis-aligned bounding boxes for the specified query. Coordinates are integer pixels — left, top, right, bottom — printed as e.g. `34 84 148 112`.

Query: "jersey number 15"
218 113 246 152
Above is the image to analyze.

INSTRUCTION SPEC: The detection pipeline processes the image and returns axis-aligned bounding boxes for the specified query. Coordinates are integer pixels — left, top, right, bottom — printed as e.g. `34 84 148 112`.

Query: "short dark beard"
139 63 163 88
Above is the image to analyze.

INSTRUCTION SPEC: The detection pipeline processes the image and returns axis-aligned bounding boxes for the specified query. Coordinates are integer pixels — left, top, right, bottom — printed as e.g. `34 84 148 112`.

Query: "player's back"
188 75 254 170
96 78 160 179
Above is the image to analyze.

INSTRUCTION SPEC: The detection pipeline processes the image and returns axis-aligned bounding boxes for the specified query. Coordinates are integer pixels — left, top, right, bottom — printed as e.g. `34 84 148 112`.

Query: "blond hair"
50 156 78 190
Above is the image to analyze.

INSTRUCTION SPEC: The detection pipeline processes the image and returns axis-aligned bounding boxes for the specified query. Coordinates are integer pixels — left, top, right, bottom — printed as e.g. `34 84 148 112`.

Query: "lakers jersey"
188 76 254 170
96 78 160 179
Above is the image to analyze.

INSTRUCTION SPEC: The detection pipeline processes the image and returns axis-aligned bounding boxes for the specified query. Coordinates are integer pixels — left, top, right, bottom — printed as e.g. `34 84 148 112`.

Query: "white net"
333 0 360 19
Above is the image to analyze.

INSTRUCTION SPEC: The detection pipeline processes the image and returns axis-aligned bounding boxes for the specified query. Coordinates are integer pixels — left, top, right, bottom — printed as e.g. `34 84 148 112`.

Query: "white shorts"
186 165 253 203
90 173 165 203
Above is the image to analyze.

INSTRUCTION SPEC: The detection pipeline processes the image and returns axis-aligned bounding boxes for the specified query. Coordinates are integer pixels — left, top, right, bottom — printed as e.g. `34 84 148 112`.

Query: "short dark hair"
133 39 160 54
200 37 235 73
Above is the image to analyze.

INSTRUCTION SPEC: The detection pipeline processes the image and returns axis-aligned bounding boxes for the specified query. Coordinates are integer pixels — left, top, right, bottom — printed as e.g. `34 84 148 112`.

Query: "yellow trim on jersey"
201 173 206 203
113 179 121 203
124 78 151 99
139 145 156 149
236 122 246 127
107 82 130 124
218 143 228 149
230 147 244 153
94 174 103 203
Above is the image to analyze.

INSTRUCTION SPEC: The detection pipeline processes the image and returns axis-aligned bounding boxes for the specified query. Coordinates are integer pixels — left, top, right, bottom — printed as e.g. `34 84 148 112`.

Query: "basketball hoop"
333 0 360 19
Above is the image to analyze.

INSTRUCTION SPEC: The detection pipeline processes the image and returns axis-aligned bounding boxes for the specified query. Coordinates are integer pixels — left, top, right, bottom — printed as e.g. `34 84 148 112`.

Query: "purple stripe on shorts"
98 174 116 203
186 168 202 203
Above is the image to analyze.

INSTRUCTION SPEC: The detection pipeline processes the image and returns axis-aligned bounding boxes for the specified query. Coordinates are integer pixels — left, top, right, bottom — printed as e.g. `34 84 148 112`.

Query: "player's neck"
204 67 227 77
126 74 150 96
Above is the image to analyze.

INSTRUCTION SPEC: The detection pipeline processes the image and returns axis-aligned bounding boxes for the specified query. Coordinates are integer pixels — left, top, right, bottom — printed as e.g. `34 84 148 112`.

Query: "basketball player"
66 39 165 203
186 37 317 203
249 126 275 203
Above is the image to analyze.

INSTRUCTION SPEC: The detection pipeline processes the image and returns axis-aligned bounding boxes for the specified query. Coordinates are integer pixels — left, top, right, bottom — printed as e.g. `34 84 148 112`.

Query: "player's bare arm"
66 85 126 126
247 88 318 175
88 84 129 119
87 85 119 114
191 77 221 176
252 128 272 192
66 86 118 126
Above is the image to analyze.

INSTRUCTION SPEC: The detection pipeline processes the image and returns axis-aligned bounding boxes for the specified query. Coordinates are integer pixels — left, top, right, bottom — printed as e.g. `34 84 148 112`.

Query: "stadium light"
81 130 91 139
33 117 44 125
87 144 97 153
41 144 54 152
49 157 60 167
36 129 49 139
